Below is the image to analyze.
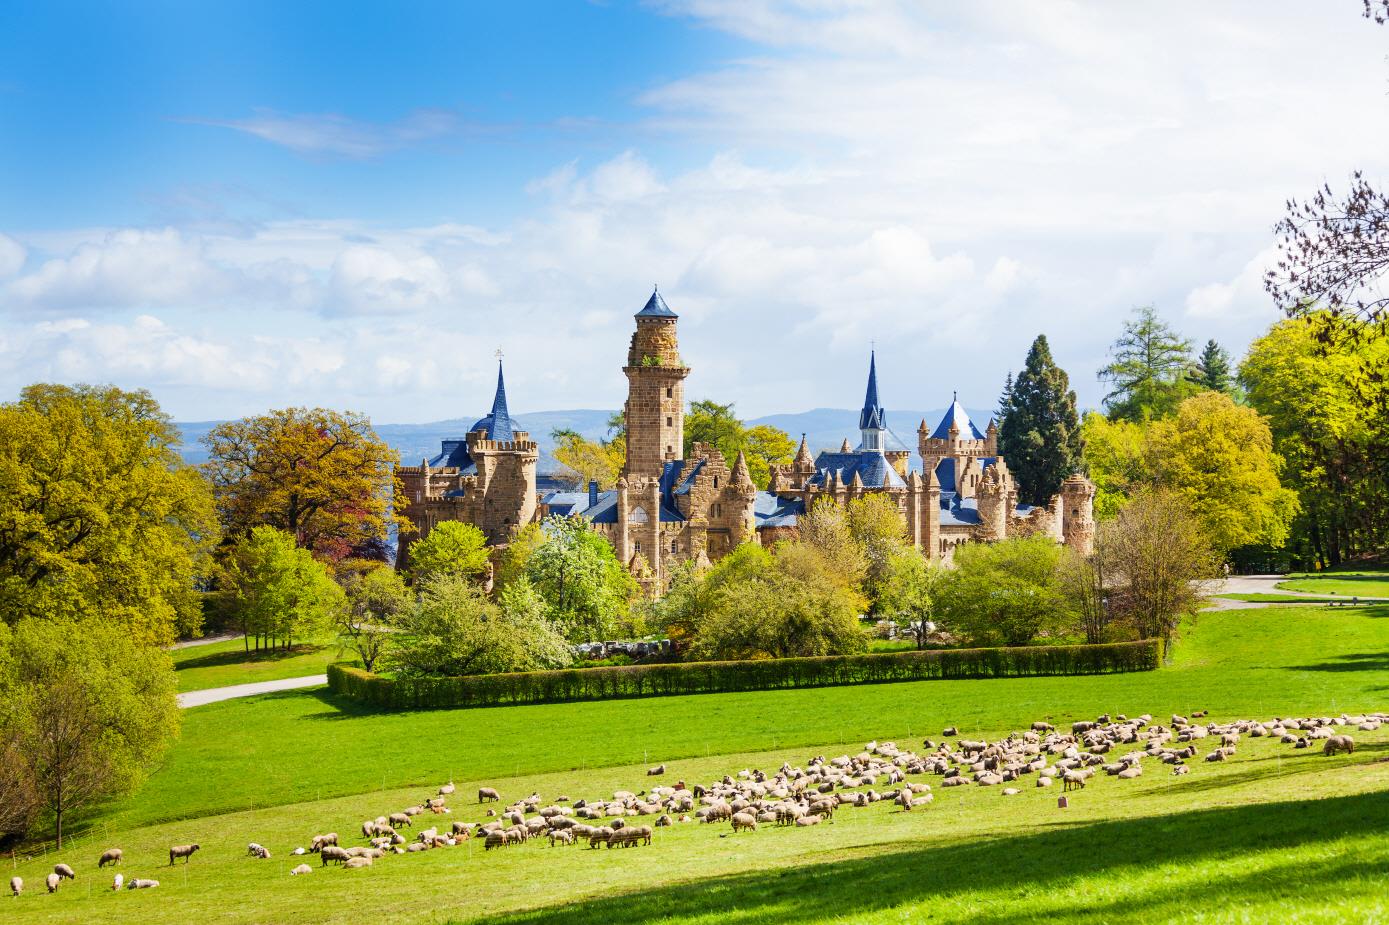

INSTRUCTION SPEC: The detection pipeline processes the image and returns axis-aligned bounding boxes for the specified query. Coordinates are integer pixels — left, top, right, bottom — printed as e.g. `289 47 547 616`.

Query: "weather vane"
495 347 504 362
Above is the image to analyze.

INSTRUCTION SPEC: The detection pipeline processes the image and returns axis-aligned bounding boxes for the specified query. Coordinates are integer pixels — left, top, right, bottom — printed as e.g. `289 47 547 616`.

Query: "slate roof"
755 491 804 528
636 287 677 318
426 360 521 473
933 456 997 495
859 351 886 432
809 450 908 489
930 398 986 440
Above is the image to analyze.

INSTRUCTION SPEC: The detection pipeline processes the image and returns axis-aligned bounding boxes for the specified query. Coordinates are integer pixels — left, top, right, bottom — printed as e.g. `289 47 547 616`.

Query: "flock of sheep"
8 709 1383 901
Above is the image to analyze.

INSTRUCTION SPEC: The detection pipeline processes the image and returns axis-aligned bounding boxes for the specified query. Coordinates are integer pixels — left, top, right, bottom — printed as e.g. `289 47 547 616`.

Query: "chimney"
588 479 599 508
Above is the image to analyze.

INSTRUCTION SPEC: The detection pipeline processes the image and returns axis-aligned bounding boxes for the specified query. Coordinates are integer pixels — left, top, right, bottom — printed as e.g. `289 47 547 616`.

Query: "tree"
1098 489 1218 645
0 384 216 645
934 536 1073 647
998 335 1083 505
1098 306 1196 421
877 549 941 648
222 527 344 650
646 544 773 648
386 572 571 677
1146 391 1300 554
525 516 637 642
202 407 406 556
1188 340 1233 393
338 566 409 671
1057 547 1110 645
494 521 545 592
406 521 490 585
797 498 867 591
0 617 179 847
551 428 625 490
1079 412 1151 519
684 399 794 488
997 371 1014 420
846 493 910 607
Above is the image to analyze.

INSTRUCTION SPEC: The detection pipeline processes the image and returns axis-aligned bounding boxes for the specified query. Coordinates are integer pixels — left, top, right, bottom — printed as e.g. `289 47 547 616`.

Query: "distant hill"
174 405 993 473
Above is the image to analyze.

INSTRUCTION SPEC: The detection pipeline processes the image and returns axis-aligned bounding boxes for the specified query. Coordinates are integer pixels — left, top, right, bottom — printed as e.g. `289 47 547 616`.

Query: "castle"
396 289 1095 587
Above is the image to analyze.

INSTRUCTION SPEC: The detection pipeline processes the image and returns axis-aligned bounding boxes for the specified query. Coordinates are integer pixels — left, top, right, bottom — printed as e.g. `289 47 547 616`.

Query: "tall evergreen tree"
996 371 1014 420
1188 339 1233 393
998 335 1083 506
1098 305 1195 421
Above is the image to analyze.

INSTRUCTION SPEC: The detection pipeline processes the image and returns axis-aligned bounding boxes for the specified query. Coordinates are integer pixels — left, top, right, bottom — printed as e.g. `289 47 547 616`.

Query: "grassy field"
1278 570 1389 599
171 637 338 693
8 603 1389 924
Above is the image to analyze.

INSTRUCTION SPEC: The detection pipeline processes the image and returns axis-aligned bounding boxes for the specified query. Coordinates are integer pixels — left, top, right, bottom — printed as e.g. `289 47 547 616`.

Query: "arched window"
630 506 649 524
670 539 678 554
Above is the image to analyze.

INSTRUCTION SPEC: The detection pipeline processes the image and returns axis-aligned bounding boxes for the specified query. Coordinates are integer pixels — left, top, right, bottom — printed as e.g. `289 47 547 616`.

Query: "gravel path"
177 674 327 709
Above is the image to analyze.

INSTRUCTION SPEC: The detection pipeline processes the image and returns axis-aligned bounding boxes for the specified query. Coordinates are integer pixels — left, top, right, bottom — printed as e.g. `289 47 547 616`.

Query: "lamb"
290 864 312 876
169 843 200 865
247 842 271 859
126 879 160 890
730 812 758 833
53 863 76 880
98 848 123 868
8 876 18 898
479 787 501 803
112 874 123 891
1323 734 1356 756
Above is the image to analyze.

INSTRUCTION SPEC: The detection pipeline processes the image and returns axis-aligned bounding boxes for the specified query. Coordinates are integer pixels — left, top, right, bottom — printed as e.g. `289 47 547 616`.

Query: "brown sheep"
320 846 350 866
730 812 758 833
53 863 75 881
389 813 411 829
478 787 501 803
98 848 122 868
1323 734 1356 756
309 833 338 852
168 844 200 865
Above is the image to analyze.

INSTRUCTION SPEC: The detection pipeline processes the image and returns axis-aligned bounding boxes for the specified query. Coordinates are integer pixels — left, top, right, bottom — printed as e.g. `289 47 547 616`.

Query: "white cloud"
0 233 24 278
189 108 461 158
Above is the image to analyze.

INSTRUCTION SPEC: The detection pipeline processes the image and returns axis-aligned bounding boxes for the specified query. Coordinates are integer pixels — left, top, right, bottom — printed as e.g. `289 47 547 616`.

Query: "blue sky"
3 2 1388 423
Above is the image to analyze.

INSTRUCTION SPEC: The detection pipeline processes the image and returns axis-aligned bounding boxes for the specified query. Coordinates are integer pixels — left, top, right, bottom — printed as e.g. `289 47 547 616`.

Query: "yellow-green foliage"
1080 411 1149 520
404 520 490 584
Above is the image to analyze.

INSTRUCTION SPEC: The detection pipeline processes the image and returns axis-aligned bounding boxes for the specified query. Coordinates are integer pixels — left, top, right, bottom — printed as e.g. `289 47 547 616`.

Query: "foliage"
846 493 911 606
222 527 345 649
1240 317 1389 568
684 399 795 489
0 383 216 646
1098 305 1198 421
1188 339 1233 393
1057 547 1110 645
405 520 491 585
1097 488 1218 645
494 521 545 591
202 406 406 557
0 617 179 846
998 334 1084 505
1079 411 1150 519
876 548 942 648
934 535 1074 647
338 565 410 671
797 497 867 591
524 515 637 642
329 638 1158 709
385 573 571 678
551 428 625 490
644 548 771 647
1146 391 1300 553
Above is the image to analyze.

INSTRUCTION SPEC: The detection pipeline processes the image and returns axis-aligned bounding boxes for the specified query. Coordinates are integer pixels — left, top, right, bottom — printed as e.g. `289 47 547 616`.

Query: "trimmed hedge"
327 639 1161 710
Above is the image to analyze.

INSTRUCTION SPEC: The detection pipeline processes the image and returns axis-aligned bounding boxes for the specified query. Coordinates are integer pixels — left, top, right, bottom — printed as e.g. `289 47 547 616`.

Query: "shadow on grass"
1150 742 1389 795
476 789 1389 925
1288 651 1389 672
175 643 325 672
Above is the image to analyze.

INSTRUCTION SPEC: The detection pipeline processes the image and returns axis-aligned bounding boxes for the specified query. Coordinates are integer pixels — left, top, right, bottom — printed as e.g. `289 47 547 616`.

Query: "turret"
623 288 690 478
1060 473 1097 556
857 351 887 452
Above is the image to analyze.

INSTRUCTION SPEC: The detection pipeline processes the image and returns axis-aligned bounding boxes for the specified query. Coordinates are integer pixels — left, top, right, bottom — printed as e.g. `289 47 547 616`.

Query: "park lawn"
171 637 339 693
1278 571 1389 598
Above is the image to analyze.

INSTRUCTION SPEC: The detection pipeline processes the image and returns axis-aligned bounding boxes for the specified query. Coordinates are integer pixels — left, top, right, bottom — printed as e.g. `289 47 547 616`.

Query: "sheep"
730 812 758 833
126 879 160 890
942 726 958 737
309 833 338 853
484 830 512 851
53 863 75 881
169 844 200 865
290 864 312 876
1062 771 1087 792
320 846 350 866
9 876 18 898
794 814 822 827
647 764 666 776
98 848 123 868
343 856 373 869
549 829 575 847
1323 734 1356 756
390 813 412 829
45 874 60 894
112 874 123 891
479 787 501 803
1171 764 1189 776
438 781 456 796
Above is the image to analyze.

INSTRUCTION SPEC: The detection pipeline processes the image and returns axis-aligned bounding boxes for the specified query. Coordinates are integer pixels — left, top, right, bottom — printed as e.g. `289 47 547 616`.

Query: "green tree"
551 428 625 490
338 565 409 671
877 549 941 648
0 617 179 846
796 498 867 591
202 407 406 557
0 384 217 645
934 535 1073 647
846 493 910 607
1147 391 1300 554
525 516 637 641
646 544 773 648
684 399 795 488
223 527 344 650
1079 411 1152 519
494 521 545 592
1188 339 1233 393
998 335 1083 505
1099 306 1197 421
405 521 491 585
387 572 571 677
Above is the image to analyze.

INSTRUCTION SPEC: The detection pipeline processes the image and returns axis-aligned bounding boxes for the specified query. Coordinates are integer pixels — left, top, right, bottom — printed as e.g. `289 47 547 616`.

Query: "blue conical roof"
930 397 984 440
468 360 516 441
636 287 677 318
858 351 886 431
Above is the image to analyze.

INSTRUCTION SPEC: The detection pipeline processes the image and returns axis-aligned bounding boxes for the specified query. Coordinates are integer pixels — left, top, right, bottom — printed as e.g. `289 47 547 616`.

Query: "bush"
327 638 1160 710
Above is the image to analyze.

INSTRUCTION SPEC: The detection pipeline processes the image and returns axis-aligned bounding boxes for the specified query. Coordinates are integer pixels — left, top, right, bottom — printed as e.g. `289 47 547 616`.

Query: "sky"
3 1 1388 423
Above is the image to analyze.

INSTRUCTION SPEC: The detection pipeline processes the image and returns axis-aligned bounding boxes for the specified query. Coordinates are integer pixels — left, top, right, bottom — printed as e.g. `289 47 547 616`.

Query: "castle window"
666 387 673 398
713 503 722 517
630 506 649 524
666 416 672 427
634 540 642 554
713 476 719 488
670 539 678 554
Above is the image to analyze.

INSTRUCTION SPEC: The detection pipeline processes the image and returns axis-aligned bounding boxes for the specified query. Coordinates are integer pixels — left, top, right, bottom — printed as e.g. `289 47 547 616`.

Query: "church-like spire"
859 351 885 432
485 359 515 441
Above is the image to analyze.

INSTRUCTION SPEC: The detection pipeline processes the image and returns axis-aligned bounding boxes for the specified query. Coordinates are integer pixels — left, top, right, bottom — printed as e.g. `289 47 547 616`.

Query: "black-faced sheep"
647 764 666 776
9 876 19 898
53 863 75 880
169 844 200 865
98 848 122 868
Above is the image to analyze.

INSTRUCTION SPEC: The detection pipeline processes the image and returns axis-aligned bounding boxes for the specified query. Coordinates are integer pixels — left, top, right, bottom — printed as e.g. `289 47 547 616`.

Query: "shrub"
327 638 1160 710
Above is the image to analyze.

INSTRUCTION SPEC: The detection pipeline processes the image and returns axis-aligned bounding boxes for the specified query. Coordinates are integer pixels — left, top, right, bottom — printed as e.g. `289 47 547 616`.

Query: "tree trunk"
54 807 62 850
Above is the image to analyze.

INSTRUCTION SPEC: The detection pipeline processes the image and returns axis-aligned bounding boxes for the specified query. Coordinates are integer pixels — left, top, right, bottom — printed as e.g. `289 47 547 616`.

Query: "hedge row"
327 639 1161 710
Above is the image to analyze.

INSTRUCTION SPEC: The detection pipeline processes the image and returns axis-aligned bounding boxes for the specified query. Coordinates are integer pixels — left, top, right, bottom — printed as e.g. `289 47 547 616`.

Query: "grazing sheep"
9 876 19 898
98 848 123 868
112 874 123 891
549 829 575 847
169 844 200 865
730 812 758 833
320 846 350 866
45 874 60 894
290 864 312 876
309 833 338 853
390 813 411 829
478 787 501 803
1062 771 1087 792
126 879 160 890
247 843 271 859
53 863 75 881
1324 734 1356 756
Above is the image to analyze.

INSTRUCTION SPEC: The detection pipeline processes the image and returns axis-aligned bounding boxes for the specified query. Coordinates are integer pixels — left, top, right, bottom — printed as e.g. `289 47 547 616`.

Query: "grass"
170 637 338 693
1278 569 1389 599
1214 593 1348 603
8 603 1389 924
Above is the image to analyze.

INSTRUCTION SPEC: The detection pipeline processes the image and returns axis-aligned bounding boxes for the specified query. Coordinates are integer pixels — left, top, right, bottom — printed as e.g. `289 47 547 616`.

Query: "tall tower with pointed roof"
623 288 690 479
858 351 887 452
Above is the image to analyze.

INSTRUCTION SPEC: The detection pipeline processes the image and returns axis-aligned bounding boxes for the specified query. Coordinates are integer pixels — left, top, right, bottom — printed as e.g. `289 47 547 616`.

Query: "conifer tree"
1188 339 1232 393
1098 305 1195 421
997 371 1014 420
998 335 1082 506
